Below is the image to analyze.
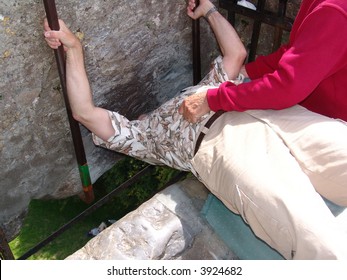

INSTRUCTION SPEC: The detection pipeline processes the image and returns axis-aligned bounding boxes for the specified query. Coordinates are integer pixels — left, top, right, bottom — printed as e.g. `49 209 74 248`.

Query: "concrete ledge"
66 177 237 260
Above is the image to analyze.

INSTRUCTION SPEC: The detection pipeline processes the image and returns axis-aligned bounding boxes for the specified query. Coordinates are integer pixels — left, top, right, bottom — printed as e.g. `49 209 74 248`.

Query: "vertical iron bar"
43 0 94 203
272 0 288 51
192 0 201 85
227 0 238 25
248 0 266 62
0 227 14 260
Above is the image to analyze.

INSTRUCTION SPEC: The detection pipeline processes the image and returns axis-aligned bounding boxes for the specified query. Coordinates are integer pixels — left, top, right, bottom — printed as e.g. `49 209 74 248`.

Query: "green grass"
9 157 183 260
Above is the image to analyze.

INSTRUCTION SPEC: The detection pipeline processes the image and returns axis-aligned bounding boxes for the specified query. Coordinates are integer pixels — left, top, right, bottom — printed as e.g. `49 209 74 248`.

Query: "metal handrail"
0 227 14 260
43 0 94 203
192 0 201 84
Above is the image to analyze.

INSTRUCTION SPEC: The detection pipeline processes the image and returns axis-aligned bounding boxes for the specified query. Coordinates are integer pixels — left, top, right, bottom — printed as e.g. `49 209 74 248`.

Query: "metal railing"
219 0 293 62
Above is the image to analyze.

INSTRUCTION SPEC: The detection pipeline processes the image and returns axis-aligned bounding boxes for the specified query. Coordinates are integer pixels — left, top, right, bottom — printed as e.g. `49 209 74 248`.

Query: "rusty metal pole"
43 0 94 203
0 227 14 260
248 0 266 62
273 0 288 52
192 0 201 85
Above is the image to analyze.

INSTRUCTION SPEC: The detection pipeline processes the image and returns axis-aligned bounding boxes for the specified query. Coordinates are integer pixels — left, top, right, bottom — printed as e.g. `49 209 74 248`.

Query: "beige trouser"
191 105 347 259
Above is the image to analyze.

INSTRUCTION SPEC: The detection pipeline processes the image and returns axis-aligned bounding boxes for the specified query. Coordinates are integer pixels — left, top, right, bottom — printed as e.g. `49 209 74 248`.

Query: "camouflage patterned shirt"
93 56 244 173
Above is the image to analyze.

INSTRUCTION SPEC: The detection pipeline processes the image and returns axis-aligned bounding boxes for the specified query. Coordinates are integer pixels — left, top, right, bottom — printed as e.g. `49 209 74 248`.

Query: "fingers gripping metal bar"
43 0 94 203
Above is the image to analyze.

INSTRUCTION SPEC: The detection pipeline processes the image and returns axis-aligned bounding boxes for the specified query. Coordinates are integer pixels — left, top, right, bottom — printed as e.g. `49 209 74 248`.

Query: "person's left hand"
179 89 210 123
43 18 81 52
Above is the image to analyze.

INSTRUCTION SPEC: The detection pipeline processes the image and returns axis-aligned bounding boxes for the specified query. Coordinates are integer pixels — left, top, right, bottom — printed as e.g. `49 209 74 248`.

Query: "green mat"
201 194 285 260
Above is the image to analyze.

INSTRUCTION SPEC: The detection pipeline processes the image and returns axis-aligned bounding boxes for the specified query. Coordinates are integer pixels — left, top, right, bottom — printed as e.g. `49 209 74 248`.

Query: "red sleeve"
207 6 347 112
245 44 289 79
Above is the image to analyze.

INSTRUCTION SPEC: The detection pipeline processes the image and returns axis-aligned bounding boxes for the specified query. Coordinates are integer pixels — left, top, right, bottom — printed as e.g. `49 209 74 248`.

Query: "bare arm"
179 0 247 123
187 0 247 79
43 19 114 141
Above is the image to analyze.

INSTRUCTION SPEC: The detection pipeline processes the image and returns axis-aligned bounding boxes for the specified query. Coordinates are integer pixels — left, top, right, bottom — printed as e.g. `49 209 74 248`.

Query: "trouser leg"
247 106 347 206
192 111 347 259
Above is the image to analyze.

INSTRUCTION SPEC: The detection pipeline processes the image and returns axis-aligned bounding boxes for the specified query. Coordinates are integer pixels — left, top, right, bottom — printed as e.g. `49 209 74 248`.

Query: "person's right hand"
178 87 211 123
187 0 215 20
43 18 81 52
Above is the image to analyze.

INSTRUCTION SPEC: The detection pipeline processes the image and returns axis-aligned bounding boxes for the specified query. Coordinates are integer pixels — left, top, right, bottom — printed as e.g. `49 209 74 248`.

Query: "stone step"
66 177 237 260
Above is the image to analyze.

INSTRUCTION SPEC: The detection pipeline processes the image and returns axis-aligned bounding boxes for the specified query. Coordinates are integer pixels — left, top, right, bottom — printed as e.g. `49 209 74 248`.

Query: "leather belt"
194 110 225 156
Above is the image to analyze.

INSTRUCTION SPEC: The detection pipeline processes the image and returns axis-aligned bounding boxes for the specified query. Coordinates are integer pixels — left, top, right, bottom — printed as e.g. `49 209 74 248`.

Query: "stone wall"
0 0 301 240
0 0 208 240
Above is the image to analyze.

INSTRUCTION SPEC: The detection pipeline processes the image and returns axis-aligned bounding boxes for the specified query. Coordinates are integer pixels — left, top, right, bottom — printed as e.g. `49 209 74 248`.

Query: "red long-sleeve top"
207 0 347 121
